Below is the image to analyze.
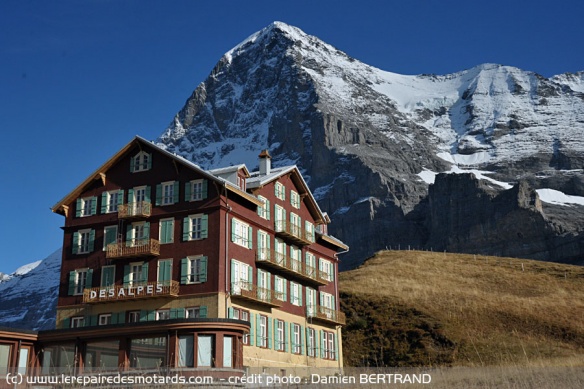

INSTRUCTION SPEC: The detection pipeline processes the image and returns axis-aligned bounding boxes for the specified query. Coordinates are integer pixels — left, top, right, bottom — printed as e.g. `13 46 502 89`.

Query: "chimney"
259 149 271 176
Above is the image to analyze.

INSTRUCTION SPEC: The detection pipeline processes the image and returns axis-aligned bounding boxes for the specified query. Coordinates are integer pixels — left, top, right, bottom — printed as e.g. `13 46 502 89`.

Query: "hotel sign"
83 281 179 304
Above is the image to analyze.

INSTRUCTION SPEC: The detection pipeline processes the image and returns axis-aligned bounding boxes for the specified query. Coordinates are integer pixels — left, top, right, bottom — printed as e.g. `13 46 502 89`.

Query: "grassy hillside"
339 250 584 368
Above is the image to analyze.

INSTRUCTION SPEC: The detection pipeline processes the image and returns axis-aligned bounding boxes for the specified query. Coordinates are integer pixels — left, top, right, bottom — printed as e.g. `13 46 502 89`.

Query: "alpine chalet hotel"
0 136 348 380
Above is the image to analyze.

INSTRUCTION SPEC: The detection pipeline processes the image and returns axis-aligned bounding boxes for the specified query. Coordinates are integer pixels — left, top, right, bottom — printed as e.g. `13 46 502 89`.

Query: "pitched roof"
51 136 262 216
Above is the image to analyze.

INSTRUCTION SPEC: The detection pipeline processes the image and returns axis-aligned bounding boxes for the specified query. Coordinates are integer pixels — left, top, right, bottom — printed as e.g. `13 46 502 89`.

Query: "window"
274 276 287 301
275 182 285 200
73 229 95 254
157 259 172 285
183 214 208 241
101 265 115 287
323 331 336 360
231 218 252 248
181 256 207 284
307 327 316 357
292 324 301 354
185 307 200 318
237 175 246 191
230 309 250 344
178 335 194 368
275 320 285 351
156 310 170 321
98 314 112 326
156 181 179 206
257 230 270 261
290 212 301 236
0 344 10 376
156 218 174 244
103 226 118 251
274 238 286 265
128 311 140 323
257 195 270 219
259 315 267 348
306 287 317 316
197 335 213 367
101 190 124 213
185 179 208 201
290 190 301 208
76 196 97 217
290 246 301 272
231 259 251 294
257 269 270 301
290 281 302 306
68 268 92 295
126 222 149 246
131 151 151 172
305 221 315 242
305 252 316 276
274 204 286 232
71 317 85 328
319 258 334 282
320 291 335 319
223 336 233 368
124 262 147 286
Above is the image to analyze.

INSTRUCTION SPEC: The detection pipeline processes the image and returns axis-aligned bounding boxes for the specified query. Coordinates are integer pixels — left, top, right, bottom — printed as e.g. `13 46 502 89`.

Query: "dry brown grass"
339 250 584 367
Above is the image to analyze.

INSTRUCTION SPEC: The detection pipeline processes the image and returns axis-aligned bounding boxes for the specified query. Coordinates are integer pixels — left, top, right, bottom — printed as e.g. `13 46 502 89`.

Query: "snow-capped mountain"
0 249 61 330
157 22 584 269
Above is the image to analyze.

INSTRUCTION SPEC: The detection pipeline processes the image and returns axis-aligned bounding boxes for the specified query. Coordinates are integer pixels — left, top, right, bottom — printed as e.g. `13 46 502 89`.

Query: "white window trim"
307 327 316 357
259 315 267 348
105 190 120 213
77 228 92 254
128 261 145 286
187 214 205 241
128 311 140 323
189 179 205 201
98 314 112 326
186 307 201 318
291 190 300 209
71 317 84 328
133 151 150 172
290 282 301 306
275 182 285 201
257 195 269 219
161 181 175 205
74 268 89 296
156 309 170 321
292 324 301 354
276 320 285 351
80 196 95 217
187 255 204 284
232 218 251 248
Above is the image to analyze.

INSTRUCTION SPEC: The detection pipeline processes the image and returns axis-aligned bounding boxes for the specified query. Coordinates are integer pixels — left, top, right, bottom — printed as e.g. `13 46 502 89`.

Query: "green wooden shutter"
231 218 236 242
169 308 178 319
299 285 303 306
144 186 151 203
283 279 287 301
123 265 130 286
247 265 252 287
68 271 76 295
177 309 185 319
199 256 208 283
101 266 115 287
267 318 273 349
62 318 71 329
256 314 261 346
155 184 162 206
160 219 170 244
86 269 93 289
185 181 192 201
141 263 149 283
90 196 97 215
183 217 191 241
101 192 108 214
104 227 117 248
228 308 234 319
127 188 134 203
72 232 79 254
111 313 120 324
289 323 294 352
301 325 305 355
199 306 207 318
147 311 155 321
266 199 271 220
126 225 133 245
143 222 150 240
130 155 136 172
202 179 208 199
284 321 289 352
201 214 208 239
249 313 255 346
181 258 189 284
173 181 179 203
88 315 98 327
334 333 339 360
140 310 148 322
146 153 152 170
230 259 235 290
117 190 124 206
76 198 82 217
247 226 253 249
88 230 95 252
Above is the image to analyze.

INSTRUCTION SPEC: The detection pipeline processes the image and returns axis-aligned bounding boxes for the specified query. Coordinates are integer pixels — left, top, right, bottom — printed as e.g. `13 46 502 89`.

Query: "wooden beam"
98 172 106 185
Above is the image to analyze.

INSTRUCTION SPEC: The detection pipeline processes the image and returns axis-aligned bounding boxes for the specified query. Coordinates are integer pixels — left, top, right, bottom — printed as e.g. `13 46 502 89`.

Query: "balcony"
118 201 152 219
274 220 315 246
307 305 346 325
82 281 179 304
231 281 283 307
256 249 329 286
106 239 160 259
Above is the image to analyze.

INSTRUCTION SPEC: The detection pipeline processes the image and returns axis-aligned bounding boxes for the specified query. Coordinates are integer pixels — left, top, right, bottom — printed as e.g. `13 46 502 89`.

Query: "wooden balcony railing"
274 220 315 246
256 249 329 286
117 201 152 219
307 305 346 325
82 281 179 304
106 239 160 259
231 281 283 307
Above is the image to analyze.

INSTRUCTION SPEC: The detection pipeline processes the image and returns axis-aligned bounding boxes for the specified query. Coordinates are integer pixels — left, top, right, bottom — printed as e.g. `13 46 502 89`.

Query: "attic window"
131 151 151 172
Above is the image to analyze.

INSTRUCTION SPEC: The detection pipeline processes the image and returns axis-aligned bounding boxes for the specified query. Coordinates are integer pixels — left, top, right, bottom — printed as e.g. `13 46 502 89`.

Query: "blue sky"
1 0 583 271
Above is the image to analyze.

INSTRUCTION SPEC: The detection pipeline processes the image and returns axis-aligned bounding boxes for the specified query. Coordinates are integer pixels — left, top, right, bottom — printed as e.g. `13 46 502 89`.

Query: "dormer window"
131 151 151 172
237 175 246 191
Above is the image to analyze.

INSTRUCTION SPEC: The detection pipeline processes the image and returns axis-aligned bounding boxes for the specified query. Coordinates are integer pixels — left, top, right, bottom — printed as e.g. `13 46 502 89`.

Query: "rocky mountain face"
0 249 61 330
158 22 584 269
